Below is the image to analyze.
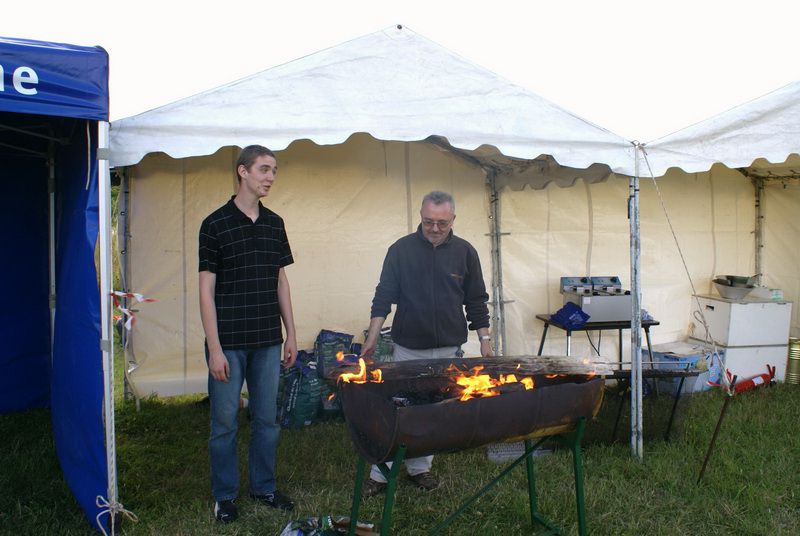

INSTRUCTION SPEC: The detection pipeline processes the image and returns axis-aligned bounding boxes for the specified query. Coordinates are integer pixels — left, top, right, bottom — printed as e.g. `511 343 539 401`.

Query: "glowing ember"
336 351 344 362
453 365 535 401
338 358 383 384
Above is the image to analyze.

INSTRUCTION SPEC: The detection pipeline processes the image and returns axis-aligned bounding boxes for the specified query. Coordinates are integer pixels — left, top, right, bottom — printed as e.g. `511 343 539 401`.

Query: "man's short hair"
422 191 455 212
235 145 276 182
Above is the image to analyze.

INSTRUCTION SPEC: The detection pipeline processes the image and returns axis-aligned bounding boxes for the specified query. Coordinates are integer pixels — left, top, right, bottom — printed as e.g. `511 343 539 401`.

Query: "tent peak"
110 24 632 172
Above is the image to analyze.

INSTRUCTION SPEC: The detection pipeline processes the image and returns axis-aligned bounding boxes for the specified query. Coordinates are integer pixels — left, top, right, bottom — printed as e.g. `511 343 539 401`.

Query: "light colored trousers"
369 343 459 482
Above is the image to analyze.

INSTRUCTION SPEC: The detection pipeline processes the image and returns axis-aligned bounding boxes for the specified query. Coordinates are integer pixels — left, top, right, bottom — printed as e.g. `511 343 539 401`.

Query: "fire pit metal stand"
347 417 589 536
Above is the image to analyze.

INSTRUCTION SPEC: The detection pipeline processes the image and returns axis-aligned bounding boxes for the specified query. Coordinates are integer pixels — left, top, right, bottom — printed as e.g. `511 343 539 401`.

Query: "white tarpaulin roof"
110 25 633 183
645 81 800 177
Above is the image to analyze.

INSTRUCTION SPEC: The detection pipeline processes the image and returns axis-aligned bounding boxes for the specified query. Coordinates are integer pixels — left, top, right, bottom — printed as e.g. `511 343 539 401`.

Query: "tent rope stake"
95 495 139 536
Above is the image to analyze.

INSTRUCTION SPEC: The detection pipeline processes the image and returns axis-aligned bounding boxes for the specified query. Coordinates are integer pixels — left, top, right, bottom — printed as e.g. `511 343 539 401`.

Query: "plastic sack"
552 301 590 329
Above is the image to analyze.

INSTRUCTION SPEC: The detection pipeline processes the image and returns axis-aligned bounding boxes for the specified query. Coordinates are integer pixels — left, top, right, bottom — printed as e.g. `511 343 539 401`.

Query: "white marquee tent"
109 25 798 458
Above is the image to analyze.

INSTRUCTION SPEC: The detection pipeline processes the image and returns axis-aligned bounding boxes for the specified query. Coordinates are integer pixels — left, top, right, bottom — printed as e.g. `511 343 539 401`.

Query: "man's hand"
208 348 230 382
480 339 494 358
360 316 386 359
360 334 377 359
283 338 298 369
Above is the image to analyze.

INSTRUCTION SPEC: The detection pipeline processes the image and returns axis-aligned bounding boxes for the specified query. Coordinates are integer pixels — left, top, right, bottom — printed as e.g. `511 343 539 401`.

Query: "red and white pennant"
111 291 156 330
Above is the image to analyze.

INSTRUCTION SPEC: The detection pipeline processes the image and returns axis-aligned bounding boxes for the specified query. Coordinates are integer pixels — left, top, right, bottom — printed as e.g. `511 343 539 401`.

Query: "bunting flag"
111 291 156 330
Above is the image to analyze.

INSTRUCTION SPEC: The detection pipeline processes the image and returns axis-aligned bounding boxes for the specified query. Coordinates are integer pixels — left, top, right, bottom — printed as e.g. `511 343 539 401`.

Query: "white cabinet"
689 295 792 346
688 294 792 382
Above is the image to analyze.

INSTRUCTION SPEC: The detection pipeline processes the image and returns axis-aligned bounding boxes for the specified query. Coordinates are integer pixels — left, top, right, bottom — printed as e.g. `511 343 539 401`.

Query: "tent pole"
753 177 764 286
48 141 56 359
487 171 506 356
117 169 132 401
629 144 643 460
97 121 119 525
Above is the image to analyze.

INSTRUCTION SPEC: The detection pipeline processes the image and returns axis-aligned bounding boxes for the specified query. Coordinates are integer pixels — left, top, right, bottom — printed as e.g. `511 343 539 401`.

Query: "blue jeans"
207 344 281 501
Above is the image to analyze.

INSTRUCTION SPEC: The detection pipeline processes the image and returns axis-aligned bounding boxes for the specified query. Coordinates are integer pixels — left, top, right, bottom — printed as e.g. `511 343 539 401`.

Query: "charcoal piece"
391 396 411 407
490 382 528 395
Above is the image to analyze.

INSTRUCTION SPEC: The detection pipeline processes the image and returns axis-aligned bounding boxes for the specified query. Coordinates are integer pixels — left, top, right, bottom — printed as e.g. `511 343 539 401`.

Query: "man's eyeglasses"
422 218 453 229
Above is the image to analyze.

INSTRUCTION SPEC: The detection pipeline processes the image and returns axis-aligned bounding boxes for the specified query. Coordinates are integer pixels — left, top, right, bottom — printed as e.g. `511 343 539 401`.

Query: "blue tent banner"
0 36 109 121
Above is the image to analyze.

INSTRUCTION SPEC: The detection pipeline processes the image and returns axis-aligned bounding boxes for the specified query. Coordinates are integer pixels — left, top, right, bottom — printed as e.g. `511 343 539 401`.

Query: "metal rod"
98 121 119 515
644 326 659 397
48 142 56 362
612 385 626 441
118 169 132 401
428 437 549 535
379 445 406 536
487 171 507 356
665 375 687 442
347 458 366 536
537 323 549 356
571 418 588 536
629 145 644 460
698 379 737 483
566 330 572 356
0 122 70 143
524 438 538 525
0 140 46 156
754 177 764 287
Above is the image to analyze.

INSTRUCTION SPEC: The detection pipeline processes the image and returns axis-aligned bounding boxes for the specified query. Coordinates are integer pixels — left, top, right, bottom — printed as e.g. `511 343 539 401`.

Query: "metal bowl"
718 275 756 288
714 281 753 300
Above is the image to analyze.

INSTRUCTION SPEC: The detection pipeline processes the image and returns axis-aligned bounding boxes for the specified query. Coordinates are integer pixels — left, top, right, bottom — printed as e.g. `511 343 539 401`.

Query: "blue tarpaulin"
0 35 111 533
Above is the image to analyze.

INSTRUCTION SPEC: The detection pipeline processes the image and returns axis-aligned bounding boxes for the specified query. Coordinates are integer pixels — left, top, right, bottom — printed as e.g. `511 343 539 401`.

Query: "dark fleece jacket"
370 225 490 349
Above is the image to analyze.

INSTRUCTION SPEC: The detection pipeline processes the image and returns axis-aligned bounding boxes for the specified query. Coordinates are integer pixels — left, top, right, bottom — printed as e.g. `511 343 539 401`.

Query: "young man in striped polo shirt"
199 145 297 523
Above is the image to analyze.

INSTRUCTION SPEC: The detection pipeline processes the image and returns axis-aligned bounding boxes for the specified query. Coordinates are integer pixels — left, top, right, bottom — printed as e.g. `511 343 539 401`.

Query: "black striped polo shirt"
199 197 293 349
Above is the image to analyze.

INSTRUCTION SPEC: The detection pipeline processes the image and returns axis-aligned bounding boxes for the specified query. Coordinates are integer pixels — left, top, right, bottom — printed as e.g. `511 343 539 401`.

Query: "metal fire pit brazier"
337 356 606 465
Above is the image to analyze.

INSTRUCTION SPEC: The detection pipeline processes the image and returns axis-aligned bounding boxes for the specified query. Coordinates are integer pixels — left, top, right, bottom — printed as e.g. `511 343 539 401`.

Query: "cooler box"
689 295 792 346
650 341 723 395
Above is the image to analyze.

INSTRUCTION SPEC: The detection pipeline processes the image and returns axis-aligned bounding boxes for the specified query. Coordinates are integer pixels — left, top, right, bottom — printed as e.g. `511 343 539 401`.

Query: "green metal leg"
525 439 538 523
348 446 407 536
570 418 588 536
378 446 407 536
429 438 550 535
525 440 560 534
348 457 366 536
351 428 590 536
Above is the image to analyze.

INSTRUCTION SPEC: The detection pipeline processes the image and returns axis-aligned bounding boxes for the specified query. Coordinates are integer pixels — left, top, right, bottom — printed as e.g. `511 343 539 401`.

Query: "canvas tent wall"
0 36 119 534
117 140 758 396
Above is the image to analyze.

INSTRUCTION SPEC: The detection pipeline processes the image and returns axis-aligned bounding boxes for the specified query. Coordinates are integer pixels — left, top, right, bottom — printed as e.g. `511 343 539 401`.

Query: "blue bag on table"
552 302 590 329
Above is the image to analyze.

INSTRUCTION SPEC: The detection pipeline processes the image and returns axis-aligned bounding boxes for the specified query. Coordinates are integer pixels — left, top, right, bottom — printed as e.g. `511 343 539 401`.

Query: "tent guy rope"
95 495 138 536
640 148 729 390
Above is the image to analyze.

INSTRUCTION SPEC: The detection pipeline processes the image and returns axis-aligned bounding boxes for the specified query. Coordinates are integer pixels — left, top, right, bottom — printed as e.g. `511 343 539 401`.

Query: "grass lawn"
1 377 798 535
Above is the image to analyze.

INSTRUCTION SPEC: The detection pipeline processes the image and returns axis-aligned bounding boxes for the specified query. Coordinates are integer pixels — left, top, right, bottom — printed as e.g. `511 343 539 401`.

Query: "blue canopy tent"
0 37 120 533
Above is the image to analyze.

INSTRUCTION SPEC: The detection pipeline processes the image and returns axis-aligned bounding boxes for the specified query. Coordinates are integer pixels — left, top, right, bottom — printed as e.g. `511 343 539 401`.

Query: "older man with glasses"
360 190 493 497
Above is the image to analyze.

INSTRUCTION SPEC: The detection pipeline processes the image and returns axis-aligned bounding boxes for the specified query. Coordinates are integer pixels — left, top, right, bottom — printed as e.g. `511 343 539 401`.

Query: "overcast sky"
4 0 798 141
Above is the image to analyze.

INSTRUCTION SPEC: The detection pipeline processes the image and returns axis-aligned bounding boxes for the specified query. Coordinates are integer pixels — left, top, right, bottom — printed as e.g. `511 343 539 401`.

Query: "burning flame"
336 351 344 362
453 365 535 401
338 358 383 384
